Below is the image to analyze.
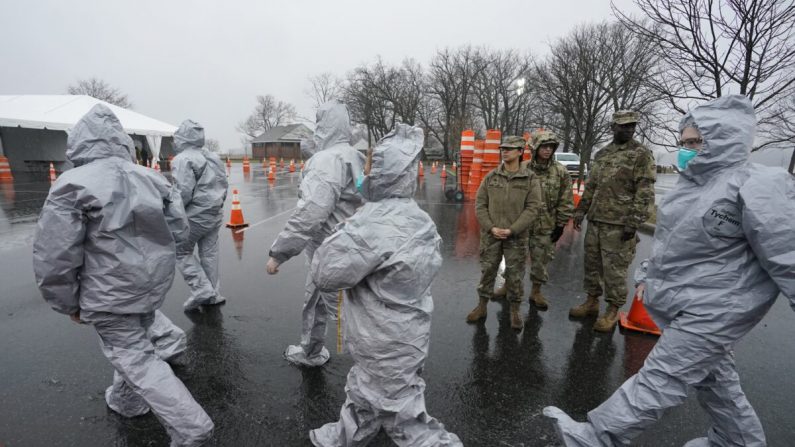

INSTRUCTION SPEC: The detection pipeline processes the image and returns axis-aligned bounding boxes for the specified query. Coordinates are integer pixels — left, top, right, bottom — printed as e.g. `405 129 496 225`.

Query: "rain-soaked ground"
1 167 794 447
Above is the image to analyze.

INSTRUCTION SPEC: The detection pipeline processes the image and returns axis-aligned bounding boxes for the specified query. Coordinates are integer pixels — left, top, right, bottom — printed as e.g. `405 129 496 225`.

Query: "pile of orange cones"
225 189 249 228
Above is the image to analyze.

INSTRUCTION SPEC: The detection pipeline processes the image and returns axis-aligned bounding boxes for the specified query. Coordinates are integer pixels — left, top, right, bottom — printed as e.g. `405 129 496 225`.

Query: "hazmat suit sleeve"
309 223 383 291
555 168 574 227
475 173 495 231
164 184 189 245
509 175 544 235
171 155 199 208
624 150 656 229
32 188 86 315
740 171 795 303
269 158 345 264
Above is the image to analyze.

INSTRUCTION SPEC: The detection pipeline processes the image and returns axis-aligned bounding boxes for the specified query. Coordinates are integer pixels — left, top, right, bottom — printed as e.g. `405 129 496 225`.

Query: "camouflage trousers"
583 221 638 307
528 231 555 285
478 233 527 304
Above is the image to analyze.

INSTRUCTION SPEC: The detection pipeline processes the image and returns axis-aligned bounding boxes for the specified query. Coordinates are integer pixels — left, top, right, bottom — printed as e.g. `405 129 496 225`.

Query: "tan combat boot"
510 302 524 330
569 295 600 318
492 285 507 301
530 282 548 310
593 305 620 332
466 298 489 322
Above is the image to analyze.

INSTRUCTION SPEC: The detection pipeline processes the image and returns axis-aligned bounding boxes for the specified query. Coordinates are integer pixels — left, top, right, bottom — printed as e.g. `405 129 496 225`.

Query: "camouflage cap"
613 110 640 125
534 130 560 150
499 135 526 149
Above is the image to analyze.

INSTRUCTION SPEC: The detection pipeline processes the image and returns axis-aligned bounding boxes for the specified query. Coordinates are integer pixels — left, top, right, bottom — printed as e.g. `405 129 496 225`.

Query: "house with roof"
251 124 313 160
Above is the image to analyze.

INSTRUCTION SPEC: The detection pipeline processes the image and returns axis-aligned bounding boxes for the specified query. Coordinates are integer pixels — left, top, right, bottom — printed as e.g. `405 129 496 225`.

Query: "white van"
554 152 587 178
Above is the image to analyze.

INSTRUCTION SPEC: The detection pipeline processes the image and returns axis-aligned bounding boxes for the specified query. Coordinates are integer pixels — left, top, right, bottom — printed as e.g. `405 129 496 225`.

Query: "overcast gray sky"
3 0 642 150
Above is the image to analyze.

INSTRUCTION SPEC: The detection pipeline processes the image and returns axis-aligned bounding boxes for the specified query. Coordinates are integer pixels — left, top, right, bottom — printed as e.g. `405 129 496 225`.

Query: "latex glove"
550 226 565 242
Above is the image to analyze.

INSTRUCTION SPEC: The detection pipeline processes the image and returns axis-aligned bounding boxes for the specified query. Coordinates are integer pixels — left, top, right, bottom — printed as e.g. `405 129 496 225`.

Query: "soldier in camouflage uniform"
571 111 656 332
467 135 543 330
524 131 574 309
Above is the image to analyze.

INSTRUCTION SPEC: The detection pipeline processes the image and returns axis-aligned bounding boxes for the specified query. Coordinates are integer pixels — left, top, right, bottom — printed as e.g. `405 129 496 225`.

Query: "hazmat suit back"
269 100 365 367
32 104 214 447
308 124 461 446
544 95 795 447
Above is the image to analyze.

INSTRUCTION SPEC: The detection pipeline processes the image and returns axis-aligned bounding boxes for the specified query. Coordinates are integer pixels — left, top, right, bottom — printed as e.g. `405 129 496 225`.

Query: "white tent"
0 95 177 161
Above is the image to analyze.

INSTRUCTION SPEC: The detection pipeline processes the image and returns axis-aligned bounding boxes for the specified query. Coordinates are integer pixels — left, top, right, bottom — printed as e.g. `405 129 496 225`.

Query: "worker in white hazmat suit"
266 100 365 367
171 119 229 311
544 95 795 446
308 123 462 446
32 104 214 447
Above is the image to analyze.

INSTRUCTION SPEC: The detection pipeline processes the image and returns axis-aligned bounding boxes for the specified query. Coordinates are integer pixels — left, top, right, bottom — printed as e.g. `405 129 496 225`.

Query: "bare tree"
67 77 132 108
237 95 297 141
205 138 221 152
306 73 343 108
613 0 795 150
470 49 536 135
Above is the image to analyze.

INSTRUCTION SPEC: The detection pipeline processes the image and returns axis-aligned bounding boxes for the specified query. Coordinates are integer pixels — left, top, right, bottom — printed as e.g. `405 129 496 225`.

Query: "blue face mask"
677 147 698 170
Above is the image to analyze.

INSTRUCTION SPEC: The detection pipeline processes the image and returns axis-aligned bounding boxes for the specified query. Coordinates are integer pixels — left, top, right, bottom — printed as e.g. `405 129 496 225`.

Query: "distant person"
309 124 461 447
466 135 543 330
544 95 795 446
523 131 573 309
266 100 365 367
570 110 656 332
171 120 229 311
33 104 214 446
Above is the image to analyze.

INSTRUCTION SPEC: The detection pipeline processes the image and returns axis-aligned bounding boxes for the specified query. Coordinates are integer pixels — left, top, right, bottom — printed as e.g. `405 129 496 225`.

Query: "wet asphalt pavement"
1 168 794 447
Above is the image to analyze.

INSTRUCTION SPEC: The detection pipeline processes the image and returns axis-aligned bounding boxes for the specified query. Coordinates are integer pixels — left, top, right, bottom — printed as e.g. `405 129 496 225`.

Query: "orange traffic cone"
440 163 447 179
268 165 276 181
431 162 437 174
452 161 457 171
418 161 424 177
289 159 296 173
242 156 250 173
0 156 13 182
619 289 662 336
280 157 284 170
49 162 57 182
226 189 249 228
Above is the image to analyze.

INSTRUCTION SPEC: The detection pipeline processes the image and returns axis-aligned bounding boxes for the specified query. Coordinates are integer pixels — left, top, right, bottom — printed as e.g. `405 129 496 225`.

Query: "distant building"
251 124 313 160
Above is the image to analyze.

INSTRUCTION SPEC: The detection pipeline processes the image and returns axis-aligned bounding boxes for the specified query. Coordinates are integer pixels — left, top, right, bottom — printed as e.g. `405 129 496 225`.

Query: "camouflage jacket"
476 164 543 238
575 139 655 229
526 159 574 234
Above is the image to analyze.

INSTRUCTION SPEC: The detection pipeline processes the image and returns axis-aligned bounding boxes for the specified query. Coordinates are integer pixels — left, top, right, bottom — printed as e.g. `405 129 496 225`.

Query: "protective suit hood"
679 95 755 184
67 104 135 166
312 100 352 152
361 123 423 201
173 119 205 154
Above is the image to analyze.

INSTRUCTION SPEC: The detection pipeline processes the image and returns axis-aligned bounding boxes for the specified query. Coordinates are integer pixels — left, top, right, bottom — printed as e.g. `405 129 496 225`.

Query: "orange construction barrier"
466 139 485 197
440 163 447 179
619 288 662 336
49 162 57 182
482 129 501 176
225 189 249 228
289 159 296 173
0 156 14 182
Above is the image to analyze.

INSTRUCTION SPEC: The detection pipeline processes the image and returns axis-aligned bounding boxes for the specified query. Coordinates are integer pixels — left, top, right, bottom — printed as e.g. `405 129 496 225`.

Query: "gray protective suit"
32 104 214 447
308 124 461 447
269 100 365 367
171 120 229 311
544 95 795 446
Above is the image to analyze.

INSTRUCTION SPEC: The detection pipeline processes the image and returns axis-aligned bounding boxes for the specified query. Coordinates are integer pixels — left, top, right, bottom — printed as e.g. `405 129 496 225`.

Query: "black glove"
550 226 565 243
621 228 636 242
